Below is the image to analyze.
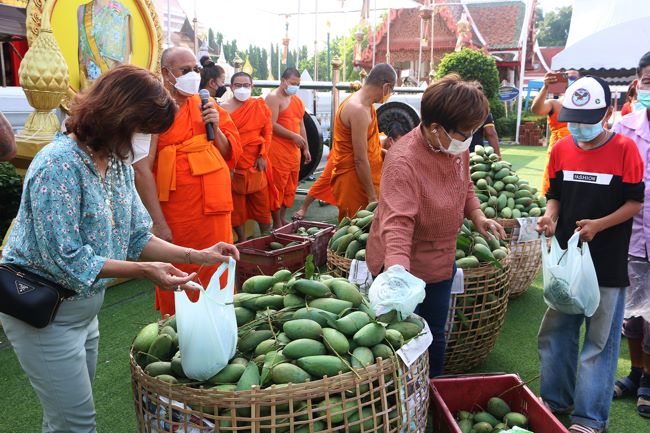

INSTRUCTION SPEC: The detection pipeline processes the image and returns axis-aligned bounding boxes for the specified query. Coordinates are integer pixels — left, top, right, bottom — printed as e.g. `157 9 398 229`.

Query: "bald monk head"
363 63 397 104
280 67 301 97
160 47 201 105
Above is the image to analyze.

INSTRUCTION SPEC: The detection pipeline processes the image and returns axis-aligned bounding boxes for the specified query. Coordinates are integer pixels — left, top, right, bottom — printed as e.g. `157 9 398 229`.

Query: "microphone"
198 89 215 141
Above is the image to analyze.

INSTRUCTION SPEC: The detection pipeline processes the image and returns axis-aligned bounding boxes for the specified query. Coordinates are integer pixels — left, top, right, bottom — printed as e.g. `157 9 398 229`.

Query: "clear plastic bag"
175 258 237 381
541 233 600 317
368 265 425 319
625 257 650 320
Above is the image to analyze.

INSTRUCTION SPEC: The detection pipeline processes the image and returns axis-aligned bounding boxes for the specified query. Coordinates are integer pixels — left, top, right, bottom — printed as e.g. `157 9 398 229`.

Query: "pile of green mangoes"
267 239 303 251
456 219 509 269
456 396 529 433
327 202 378 261
470 145 546 219
292 226 326 237
132 268 424 390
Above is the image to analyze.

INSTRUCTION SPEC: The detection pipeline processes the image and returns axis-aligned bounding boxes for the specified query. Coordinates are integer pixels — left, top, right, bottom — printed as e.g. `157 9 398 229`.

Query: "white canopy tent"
552 0 650 84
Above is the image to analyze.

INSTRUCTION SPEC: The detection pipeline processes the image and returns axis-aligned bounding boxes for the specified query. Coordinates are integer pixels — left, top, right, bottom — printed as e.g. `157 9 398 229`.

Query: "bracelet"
185 248 192 264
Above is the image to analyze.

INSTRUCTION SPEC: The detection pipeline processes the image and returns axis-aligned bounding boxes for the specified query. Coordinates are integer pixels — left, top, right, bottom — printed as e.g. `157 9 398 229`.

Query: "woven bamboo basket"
495 218 542 298
327 249 352 278
130 351 429 433
443 255 512 374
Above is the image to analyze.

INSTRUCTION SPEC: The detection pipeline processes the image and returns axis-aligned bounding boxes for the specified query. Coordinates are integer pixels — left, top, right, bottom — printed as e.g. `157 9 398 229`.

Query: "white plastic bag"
625 257 650 320
175 258 238 381
368 265 425 318
541 233 600 317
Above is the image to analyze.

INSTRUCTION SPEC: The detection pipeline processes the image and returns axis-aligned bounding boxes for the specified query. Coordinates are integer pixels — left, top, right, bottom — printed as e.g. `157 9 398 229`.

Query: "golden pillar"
14 5 69 171
330 55 342 126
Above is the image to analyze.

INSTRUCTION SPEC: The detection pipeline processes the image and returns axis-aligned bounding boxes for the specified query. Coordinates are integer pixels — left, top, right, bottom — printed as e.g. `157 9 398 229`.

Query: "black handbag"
0 263 76 328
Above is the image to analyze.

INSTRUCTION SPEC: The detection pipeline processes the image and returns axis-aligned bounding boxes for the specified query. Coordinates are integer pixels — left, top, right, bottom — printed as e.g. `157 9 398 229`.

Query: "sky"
176 0 573 53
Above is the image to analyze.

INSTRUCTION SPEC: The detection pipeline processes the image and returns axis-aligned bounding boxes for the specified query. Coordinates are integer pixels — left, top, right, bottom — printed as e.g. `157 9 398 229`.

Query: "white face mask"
233 87 252 102
172 70 201 96
126 133 151 165
438 127 472 155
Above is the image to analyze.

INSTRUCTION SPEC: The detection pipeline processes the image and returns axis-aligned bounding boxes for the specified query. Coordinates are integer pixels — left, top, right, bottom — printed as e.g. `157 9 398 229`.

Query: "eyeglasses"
164 65 201 75
446 126 478 141
232 83 252 89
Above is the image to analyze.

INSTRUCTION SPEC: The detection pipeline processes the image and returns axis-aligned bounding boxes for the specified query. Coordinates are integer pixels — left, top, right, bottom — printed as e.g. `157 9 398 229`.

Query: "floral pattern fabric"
2 134 152 299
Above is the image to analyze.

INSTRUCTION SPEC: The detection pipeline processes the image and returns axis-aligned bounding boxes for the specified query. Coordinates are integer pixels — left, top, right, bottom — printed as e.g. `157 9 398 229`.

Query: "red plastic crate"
273 220 336 266
430 374 569 433
235 234 310 288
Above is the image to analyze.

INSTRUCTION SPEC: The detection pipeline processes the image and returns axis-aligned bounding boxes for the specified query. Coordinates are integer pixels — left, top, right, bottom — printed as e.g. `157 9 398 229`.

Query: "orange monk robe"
330 98 383 221
229 98 274 227
268 95 305 211
306 153 336 205
540 110 570 195
154 94 242 317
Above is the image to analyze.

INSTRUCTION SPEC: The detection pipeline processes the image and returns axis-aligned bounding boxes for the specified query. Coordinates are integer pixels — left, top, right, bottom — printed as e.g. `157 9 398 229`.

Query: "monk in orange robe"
222 72 274 241
293 120 407 220
133 47 242 317
265 67 311 228
330 63 397 221
292 155 336 220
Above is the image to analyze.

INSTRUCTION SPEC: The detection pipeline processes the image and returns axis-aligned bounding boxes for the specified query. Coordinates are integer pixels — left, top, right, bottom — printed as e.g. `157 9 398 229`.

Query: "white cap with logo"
558 76 611 124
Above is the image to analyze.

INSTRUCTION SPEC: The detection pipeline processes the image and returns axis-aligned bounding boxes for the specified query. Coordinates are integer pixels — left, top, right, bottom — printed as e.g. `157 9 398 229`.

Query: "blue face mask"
636 89 650 109
568 122 604 142
286 85 299 95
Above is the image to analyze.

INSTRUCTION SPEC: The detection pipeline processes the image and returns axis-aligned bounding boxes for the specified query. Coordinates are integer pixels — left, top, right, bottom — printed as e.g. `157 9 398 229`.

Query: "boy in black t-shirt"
536 76 645 433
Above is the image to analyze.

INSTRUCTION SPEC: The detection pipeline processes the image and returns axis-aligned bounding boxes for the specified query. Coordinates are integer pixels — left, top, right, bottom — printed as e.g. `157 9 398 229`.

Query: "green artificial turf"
0 145 647 432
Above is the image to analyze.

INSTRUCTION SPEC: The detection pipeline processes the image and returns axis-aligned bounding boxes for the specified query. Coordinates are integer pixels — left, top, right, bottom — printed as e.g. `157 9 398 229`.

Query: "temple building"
357 0 551 87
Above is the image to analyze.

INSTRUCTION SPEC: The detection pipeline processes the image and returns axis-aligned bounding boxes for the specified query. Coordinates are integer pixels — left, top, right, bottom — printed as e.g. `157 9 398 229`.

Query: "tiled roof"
466 1 526 50
540 47 564 67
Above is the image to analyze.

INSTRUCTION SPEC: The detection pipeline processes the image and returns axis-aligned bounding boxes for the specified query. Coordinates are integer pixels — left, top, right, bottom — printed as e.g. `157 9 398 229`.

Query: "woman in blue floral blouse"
0 65 240 433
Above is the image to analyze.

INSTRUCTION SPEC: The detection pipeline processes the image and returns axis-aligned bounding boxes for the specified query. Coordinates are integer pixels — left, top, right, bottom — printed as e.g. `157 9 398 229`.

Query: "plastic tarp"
552 0 650 77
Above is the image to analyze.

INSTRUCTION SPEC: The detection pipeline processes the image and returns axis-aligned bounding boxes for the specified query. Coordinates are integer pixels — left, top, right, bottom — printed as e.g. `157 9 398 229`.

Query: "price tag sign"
516 217 540 242
348 259 374 295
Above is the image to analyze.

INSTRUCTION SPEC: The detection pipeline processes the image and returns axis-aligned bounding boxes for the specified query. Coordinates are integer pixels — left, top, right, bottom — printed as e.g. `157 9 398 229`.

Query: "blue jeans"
414 267 456 378
538 286 626 430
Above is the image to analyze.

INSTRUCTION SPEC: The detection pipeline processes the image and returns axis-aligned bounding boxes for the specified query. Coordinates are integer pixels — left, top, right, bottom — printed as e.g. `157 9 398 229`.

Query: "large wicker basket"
130 351 430 433
495 218 542 298
443 256 512 374
327 249 352 278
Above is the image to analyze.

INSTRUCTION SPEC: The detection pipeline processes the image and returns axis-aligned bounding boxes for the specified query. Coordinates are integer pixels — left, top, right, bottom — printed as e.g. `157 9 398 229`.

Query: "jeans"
0 291 105 433
414 267 456 378
538 286 626 430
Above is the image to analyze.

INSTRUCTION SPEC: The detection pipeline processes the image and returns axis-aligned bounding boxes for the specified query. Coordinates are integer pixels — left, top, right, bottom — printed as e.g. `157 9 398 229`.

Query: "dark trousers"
414 268 456 377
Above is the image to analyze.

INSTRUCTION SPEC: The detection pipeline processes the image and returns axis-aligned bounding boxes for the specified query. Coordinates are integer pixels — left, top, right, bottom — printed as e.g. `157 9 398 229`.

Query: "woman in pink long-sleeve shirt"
367 74 505 377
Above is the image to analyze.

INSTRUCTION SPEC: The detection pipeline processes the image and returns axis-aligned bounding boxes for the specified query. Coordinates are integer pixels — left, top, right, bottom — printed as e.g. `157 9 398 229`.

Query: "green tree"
208 28 217 53
536 6 572 47
436 48 500 99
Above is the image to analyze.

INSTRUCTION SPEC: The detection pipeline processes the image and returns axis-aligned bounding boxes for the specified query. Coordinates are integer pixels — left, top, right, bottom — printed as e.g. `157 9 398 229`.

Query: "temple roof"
361 0 531 63
465 1 526 50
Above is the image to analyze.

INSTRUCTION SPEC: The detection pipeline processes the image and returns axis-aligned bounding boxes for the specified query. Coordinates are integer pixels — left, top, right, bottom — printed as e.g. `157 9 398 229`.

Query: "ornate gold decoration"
16 0 164 167
233 54 244 73
27 0 164 107
331 55 343 70
349 81 362 92
359 68 368 84
15 5 69 157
